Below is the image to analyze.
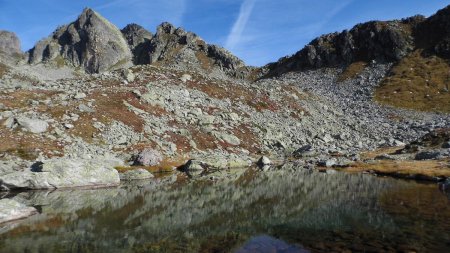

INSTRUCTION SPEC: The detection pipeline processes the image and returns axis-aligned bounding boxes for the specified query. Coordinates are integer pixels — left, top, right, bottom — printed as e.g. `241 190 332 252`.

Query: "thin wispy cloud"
225 0 257 51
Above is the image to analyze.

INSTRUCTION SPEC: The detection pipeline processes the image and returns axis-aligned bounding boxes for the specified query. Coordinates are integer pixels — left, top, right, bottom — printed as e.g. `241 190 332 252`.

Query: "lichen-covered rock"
119 169 154 181
0 157 122 191
28 8 132 73
0 30 21 55
0 199 37 224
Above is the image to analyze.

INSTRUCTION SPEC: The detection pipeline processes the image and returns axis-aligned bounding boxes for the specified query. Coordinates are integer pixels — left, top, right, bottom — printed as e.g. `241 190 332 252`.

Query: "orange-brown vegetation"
342 160 450 180
186 80 279 112
375 50 450 112
0 126 64 160
337 61 368 82
0 90 60 109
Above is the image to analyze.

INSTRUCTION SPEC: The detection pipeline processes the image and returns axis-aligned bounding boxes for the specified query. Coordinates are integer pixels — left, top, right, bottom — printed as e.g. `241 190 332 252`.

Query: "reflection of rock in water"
0 168 424 253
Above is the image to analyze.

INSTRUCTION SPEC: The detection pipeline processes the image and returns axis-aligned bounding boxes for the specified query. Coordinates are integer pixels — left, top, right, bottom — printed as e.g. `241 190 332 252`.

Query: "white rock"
258 156 272 165
74 92 87 99
64 123 74 129
16 117 48 133
180 74 192 83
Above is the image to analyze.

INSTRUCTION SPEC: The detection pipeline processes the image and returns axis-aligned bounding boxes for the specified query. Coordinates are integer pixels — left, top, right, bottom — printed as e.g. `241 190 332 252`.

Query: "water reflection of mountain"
0 167 425 253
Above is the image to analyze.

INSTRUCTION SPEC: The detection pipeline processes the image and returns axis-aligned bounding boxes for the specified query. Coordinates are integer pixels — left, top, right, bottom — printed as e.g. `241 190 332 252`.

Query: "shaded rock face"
137 22 248 77
265 17 423 76
28 8 132 73
121 24 153 64
416 5 450 57
0 31 21 55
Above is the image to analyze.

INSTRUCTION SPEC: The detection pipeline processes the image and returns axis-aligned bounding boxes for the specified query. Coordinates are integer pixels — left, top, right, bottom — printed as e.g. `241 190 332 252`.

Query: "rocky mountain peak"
157 22 177 35
28 7 132 73
121 24 153 64
128 22 249 78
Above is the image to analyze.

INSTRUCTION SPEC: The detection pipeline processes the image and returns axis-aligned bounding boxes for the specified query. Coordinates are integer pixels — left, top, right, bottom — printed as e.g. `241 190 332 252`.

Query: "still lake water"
0 167 449 253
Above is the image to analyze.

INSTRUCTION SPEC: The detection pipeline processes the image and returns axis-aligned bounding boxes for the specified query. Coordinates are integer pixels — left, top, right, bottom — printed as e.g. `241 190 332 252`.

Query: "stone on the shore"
0 199 37 224
414 151 442 160
0 157 122 191
119 169 154 181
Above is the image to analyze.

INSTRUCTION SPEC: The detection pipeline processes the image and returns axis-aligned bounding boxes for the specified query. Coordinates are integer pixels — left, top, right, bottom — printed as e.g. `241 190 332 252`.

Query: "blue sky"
0 0 449 66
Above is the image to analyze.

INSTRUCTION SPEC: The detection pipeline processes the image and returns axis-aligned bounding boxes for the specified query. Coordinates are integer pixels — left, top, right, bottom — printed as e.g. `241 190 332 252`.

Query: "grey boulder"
0 157 122 191
414 150 443 160
134 148 163 166
16 117 48 133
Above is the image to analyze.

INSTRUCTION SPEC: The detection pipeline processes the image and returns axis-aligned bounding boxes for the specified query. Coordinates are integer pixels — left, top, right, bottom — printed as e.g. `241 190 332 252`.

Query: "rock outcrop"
0 31 21 56
264 16 423 77
28 8 132 73
121 24 153 64
137 22 249 78
415 5 450 57
0 157 122 191
263 5 450 77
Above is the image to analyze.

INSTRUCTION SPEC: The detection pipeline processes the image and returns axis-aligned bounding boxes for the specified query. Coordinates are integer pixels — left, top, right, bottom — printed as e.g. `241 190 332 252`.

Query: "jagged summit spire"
28 7 132 73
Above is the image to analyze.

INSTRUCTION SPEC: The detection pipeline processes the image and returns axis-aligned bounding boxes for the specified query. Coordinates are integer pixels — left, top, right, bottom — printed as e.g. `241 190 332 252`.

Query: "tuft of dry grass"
342 160 450 180
337 61 368 82
195 51 212 70
0 63 10 78
375 50 450 112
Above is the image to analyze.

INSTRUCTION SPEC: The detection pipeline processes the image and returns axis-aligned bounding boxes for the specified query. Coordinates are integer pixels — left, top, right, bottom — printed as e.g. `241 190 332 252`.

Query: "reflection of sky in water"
235 235 309 253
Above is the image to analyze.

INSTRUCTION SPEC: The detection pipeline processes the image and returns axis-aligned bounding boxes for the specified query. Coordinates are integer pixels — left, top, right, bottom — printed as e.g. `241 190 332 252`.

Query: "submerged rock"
0 157 122 191
0 199 37 224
